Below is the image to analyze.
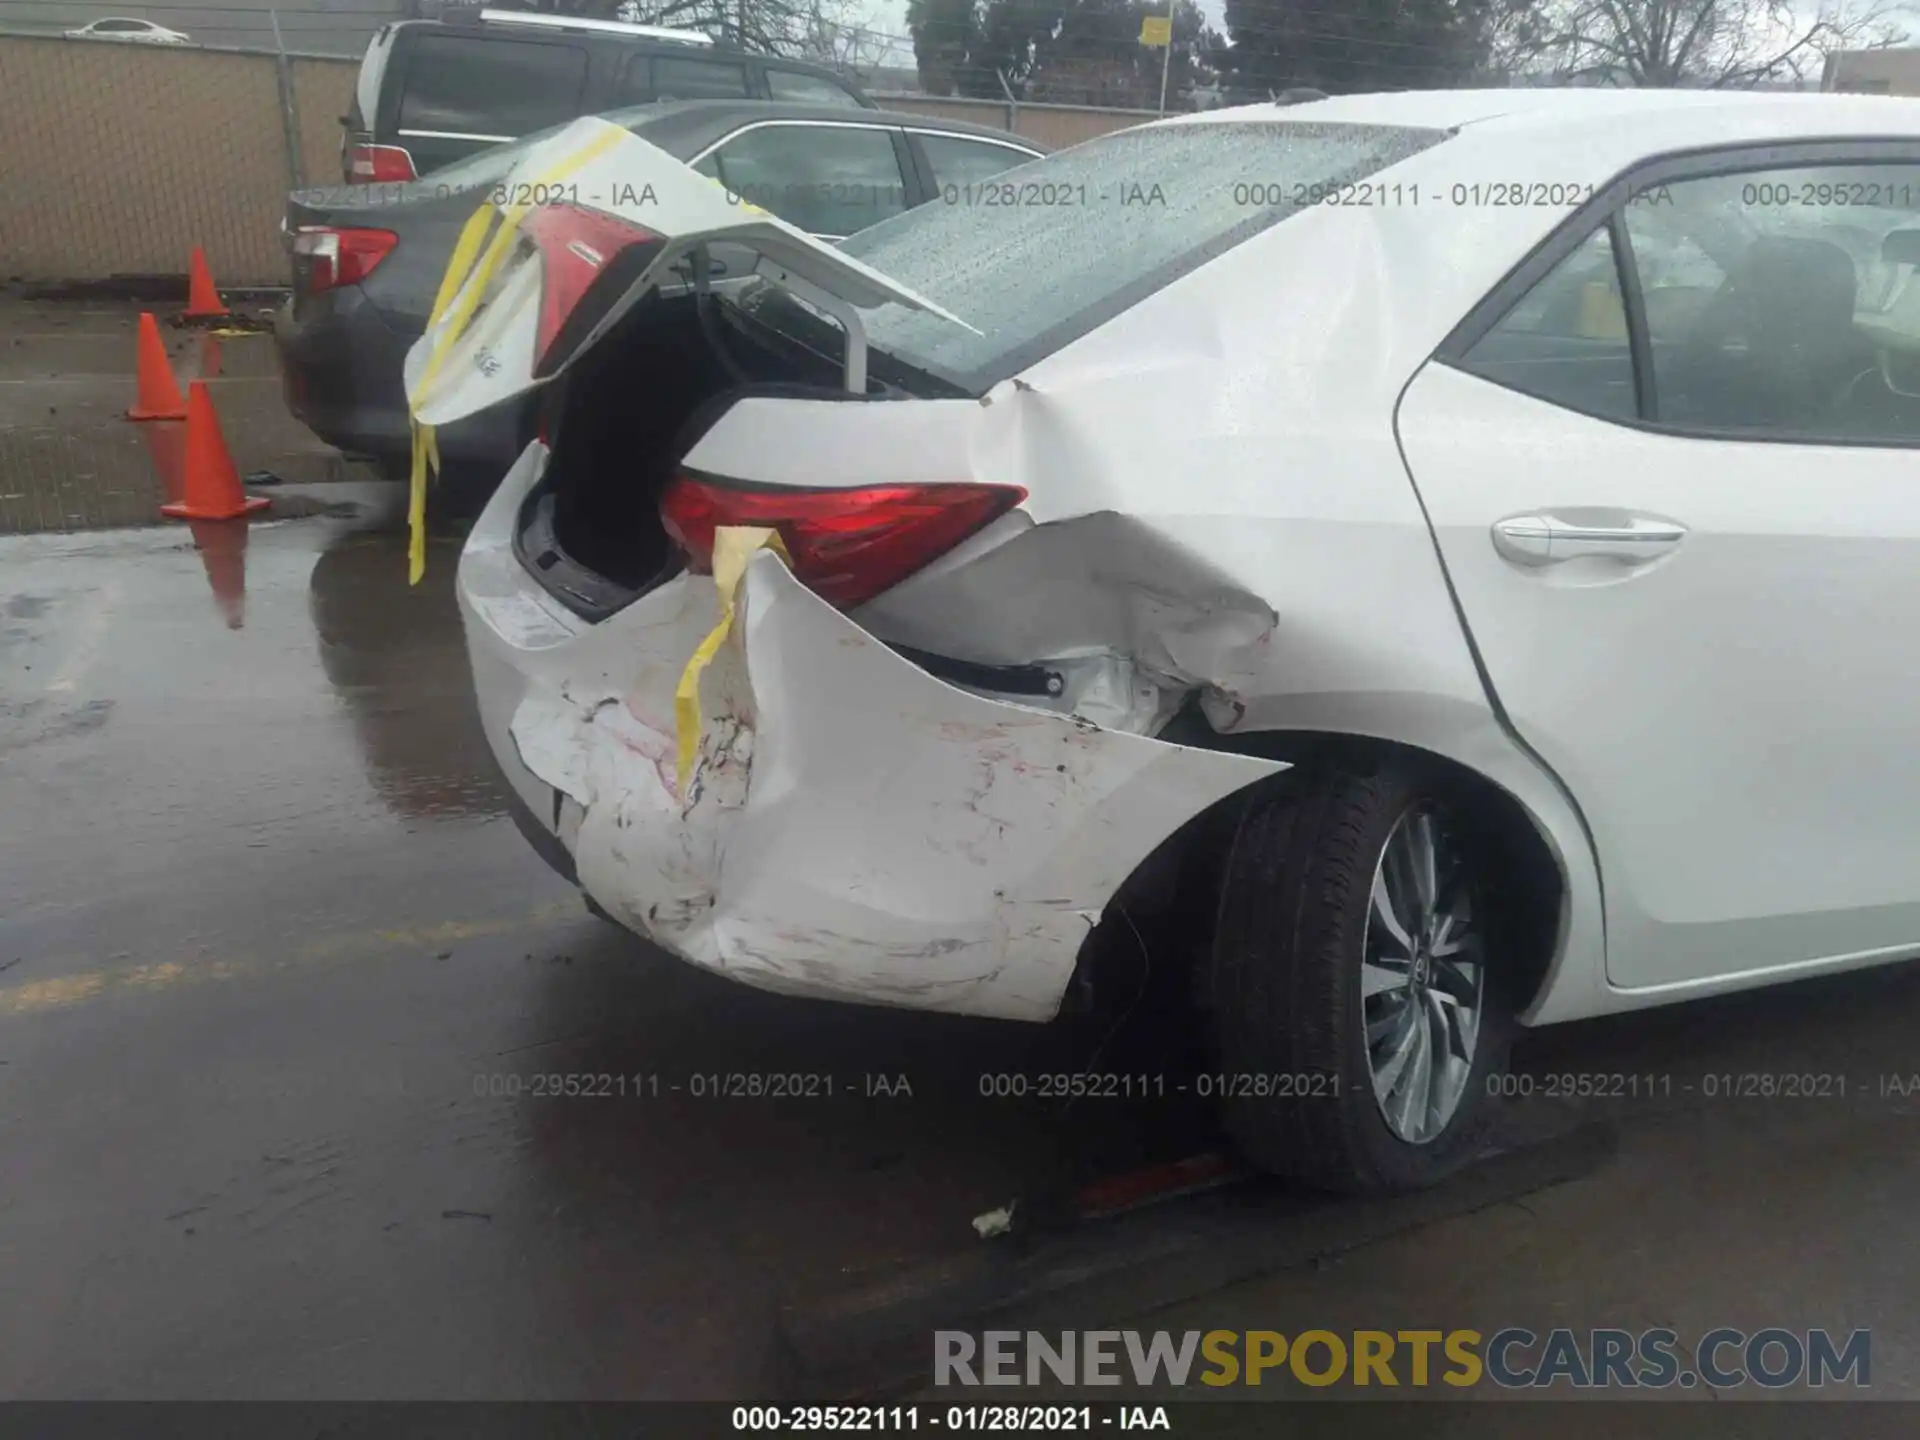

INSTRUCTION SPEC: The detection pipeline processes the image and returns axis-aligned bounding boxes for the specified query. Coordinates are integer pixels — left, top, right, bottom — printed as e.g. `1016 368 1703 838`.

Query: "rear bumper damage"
459 452 1283 1022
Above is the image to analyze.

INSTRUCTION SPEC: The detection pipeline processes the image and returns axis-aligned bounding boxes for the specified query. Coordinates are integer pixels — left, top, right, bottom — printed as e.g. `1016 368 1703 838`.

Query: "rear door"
387 28 591 175
1397 141 1920 992
906 129 1042 199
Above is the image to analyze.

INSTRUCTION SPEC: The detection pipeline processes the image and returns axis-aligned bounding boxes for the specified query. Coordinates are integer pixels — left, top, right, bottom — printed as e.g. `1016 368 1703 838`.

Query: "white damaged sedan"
413 89 1920 1193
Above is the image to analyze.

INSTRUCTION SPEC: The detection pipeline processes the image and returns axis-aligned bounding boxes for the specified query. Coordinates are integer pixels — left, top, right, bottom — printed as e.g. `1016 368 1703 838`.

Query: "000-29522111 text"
471 1072 876 1098
976 1072 1341 1099
731 1405 1132 1431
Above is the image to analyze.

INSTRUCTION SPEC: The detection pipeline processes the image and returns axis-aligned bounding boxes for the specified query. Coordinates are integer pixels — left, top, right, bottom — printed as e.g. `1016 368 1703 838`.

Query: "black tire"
1203 763 1514 1194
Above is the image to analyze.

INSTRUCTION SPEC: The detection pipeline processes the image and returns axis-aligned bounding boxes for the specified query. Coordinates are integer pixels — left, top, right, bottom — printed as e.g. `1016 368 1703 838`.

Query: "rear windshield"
408 104 662 182
753 120 1445 392
397 33 589 141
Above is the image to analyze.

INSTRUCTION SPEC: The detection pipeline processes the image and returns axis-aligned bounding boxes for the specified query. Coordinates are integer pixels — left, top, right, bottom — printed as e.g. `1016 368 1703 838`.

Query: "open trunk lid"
403 116 970 428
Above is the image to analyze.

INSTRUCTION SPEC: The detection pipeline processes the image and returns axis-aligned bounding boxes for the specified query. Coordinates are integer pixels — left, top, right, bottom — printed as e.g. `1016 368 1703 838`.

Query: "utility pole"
269 9 305 190
1156 0 1174 114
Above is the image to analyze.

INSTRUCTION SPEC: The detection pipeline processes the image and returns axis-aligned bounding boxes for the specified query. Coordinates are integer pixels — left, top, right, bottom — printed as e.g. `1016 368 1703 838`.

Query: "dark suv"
342 8 875 181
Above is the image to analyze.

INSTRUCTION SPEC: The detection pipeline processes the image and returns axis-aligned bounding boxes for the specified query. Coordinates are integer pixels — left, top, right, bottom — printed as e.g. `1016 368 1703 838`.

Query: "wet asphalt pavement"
10 496 1920 1406
9 301 1920 1409
1 503 1160 1398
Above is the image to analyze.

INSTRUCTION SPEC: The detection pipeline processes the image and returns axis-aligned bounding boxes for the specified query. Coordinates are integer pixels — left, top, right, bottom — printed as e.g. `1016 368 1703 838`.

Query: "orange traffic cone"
127 311 186 421
161 382 269 521
184 246 227 319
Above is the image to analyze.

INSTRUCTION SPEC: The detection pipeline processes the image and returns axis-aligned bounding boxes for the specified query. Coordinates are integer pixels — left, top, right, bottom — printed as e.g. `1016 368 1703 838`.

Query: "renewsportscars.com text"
934 1327 1871 1390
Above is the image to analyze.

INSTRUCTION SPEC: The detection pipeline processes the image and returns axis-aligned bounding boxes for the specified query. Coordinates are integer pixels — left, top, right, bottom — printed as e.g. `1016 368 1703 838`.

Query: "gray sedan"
274 100 1045 493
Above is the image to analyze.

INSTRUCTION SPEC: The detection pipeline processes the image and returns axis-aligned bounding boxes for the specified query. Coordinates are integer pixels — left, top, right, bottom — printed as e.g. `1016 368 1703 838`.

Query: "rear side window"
1456 226 1637 422
396 34 588 140
652 55 750 99
707 124 906 236
766 68 864 106
614 52 656 105
813 121 1445 391
1622 164 1920 439
1452 159 1920 444
917 133 1036 190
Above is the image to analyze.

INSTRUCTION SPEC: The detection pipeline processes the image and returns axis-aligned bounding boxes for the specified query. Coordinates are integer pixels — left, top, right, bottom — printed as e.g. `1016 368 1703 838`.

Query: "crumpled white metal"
498 539 1281 1021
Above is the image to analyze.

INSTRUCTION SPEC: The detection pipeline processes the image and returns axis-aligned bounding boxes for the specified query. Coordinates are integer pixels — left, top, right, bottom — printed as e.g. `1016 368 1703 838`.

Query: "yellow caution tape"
405 420 442 584
405 201 502 586
673 526 789 800
415 202 501 407
405 122 629 585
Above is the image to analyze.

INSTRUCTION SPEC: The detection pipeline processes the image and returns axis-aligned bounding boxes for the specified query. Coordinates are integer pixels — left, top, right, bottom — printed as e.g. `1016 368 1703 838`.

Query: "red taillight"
292 227 398 293
347 143 416 183
660 477 1027 609
520 204 661 374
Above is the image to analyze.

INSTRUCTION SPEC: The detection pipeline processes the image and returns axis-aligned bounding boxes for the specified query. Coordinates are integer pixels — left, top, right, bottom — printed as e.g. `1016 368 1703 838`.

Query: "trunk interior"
521 289 838 609
515 285 1048 702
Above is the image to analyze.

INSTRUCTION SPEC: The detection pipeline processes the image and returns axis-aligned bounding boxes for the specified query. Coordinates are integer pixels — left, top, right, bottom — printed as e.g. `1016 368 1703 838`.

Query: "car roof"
392 14 721 44
389 15 844 74
1169 87 1920 149
611 99 1051 154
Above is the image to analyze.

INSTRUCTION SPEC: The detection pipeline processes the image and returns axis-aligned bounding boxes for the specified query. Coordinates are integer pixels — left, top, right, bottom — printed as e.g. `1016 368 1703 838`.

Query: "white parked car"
411 89 1920 1194
64 16 189 42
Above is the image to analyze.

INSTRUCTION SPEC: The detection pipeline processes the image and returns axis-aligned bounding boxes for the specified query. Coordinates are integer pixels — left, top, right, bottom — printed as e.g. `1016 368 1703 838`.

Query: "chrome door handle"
1492 512 1688 567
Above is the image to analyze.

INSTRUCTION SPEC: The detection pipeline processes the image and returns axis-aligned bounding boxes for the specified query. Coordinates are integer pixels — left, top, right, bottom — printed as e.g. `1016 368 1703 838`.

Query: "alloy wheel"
1361 805 1485 1145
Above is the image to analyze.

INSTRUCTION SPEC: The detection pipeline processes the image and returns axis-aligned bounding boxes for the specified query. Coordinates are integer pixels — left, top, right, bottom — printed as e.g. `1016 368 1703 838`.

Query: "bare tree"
1517 0 1909 87
604 0 859 54
795 2 904 72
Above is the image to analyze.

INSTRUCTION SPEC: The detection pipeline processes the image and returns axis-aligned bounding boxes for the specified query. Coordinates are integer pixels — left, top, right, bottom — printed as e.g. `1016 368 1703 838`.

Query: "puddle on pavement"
185 517 251 629
309 526 507 821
